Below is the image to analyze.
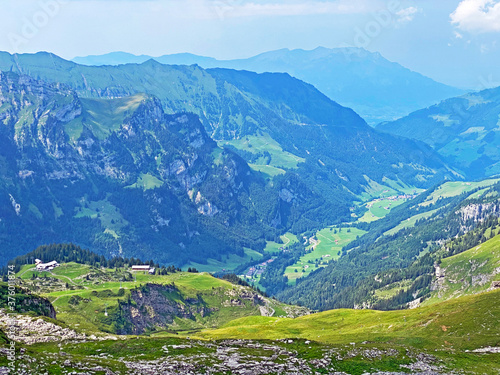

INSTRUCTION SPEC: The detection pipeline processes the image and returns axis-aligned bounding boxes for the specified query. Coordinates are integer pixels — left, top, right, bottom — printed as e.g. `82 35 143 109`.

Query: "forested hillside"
0 71 286 265
277 181 500 310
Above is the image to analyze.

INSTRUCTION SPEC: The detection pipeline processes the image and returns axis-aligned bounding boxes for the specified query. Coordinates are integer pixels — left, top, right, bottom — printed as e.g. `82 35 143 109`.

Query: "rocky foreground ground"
0 312 490 375
0 340 455 375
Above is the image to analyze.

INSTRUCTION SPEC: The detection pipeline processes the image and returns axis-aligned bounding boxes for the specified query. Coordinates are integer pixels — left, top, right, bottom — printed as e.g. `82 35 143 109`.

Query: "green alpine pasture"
384 208 441 236
125 173 164 190
219 133 305 174
358 197 407 223
200 289 500 350
13 263 298 335
185 248 264 273
420 179 500 207
264 233 299 254
285 227 366 283
424 233 500 306
65 94 147 141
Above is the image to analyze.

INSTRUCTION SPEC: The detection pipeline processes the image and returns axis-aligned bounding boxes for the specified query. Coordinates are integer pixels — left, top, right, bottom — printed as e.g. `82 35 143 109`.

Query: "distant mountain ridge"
0 51 455 195
377 86 500 178
73 51 218 67
72 47 465 125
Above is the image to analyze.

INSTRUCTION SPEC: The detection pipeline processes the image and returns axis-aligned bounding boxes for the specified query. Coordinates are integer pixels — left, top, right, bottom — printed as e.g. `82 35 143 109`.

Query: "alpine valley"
0 53 455 265
0 50 499 375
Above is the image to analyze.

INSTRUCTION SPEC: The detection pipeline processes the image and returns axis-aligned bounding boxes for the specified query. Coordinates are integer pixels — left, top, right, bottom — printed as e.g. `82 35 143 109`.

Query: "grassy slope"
200 289 500 351
185 248 263 273
14 264 300 334
125 173 164 190
384 208 441 236
264 232 299 254
358 176 422 202
219 133 305 177
424 234 500 306
285 227 366 283
65 94 147 141
74 196 128 239
358 197 407 223
356 176 423 223
420 179 500 207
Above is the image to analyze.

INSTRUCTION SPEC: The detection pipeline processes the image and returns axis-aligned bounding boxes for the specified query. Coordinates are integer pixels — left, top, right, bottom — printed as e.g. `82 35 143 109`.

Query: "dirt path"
50 295 63 305
318 232 335 243
309 237 320 251
282 234 291 246
48 271 88 290
18 266 36 278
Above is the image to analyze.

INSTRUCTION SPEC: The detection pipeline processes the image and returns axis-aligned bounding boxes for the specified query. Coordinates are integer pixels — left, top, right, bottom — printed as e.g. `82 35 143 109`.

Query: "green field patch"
52 202 64 219
74 197 128 236
50 263 94 280
465 187 493 200
285 227 366 284
125 173 164 190
219 133 305 171
248 163 286 177
28 203 43 220
185 248 263 273
373 280 413 300
264 233 299 254
65 94 147 140
211 147 224 166
420 179 500 207
358 176 421 202
17 262 91 283
358 197 408 223
384 208 441 236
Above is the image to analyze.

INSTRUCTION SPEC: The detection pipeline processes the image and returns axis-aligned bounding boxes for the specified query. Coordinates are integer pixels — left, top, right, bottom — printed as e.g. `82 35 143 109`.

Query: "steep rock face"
118 284 212 335
458 203 500 223
0 72 281 266
19 296 57 320
116 283 267 335
0 284 56 319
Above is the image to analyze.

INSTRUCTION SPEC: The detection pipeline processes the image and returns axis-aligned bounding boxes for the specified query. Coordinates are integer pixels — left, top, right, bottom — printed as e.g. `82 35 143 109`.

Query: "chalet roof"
131 265 151 270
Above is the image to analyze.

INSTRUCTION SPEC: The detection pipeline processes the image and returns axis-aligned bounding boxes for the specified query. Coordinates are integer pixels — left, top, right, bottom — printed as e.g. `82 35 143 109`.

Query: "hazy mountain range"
72 47 465 125
378 86 500 178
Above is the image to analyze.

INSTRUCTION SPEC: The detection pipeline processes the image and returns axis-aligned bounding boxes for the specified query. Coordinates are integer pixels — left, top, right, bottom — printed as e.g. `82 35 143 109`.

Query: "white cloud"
396 6 419 25
451 0 500 33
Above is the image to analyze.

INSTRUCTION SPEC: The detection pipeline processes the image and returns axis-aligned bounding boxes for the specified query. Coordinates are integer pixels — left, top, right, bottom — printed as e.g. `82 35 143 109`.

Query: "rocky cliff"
114 282 297 335
0 71 282 266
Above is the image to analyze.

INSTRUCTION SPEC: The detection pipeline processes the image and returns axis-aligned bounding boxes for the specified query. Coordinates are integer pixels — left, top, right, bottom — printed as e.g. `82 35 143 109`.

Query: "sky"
0 0 500 89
